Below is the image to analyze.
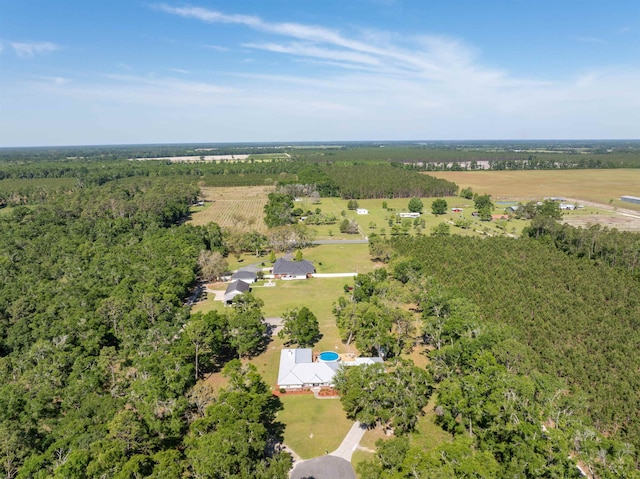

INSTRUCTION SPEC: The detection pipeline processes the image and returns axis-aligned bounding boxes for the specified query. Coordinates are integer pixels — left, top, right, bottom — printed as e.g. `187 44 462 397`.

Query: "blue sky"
1 0 639 146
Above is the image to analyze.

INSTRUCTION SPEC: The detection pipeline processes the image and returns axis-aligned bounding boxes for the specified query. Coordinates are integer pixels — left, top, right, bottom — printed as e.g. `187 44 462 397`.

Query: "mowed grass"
252 277 351 353
277 394 353 459
299 243 378 274
427 169 640 211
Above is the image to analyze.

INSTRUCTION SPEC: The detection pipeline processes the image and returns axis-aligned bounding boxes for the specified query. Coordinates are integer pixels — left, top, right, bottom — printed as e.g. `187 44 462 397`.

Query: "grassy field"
428 169 640 211
277 394 353 459
299 195 528 238
189 186 539 239
252 277 350 352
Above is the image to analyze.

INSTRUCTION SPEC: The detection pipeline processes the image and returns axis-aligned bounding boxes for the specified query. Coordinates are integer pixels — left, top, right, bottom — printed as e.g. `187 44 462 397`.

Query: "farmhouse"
272 258 315 279
398 212 420 218
277 348 383 389
223 280 250 304
356 208 369 215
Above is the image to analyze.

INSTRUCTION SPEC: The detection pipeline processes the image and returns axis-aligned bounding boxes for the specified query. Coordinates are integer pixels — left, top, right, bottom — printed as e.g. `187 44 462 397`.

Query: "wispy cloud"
11 41 60 57
203 44 229 52
576 36 606 44
157 4 508 85
29 75 72 85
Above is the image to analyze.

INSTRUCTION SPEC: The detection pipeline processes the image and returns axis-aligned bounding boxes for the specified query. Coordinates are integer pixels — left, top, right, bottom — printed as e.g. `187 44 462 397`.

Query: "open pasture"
427 169 640 210
429 169 640 231
188 185 274 231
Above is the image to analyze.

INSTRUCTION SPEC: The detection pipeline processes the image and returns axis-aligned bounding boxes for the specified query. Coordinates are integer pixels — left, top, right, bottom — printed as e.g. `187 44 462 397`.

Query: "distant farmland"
428 169 640 211
188 186 273 232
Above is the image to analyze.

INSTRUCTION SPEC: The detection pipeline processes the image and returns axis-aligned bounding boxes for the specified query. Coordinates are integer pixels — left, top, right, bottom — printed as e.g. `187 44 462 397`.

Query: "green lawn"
305 196 531 239
277 394 353 459
252 277 350 352
298 243 378 274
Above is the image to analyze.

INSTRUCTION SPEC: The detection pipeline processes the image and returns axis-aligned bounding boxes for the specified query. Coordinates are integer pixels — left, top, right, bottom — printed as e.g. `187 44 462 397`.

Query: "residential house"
231 270 258 283
223 280 250 304
272 258 315 279
277 348 383 389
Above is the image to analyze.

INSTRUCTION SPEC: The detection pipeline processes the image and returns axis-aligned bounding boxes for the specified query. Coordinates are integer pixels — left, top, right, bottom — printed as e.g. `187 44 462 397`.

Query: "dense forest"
390 235 640 450
331 261 639 477
0 179 290 478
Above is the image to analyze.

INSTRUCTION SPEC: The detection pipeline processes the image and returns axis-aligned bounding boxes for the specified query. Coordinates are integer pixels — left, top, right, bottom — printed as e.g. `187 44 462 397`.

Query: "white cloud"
11 41 60 57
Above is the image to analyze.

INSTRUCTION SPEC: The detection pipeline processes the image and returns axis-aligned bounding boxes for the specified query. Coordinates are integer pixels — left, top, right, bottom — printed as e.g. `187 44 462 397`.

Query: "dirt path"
562 197 640 232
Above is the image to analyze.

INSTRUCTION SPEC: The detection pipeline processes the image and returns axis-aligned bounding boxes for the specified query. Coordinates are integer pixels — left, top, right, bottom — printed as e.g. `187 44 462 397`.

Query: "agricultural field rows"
189 185 273 231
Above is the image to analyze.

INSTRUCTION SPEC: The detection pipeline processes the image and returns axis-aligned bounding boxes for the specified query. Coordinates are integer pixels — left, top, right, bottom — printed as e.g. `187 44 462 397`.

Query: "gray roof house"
231 270 258 283
224 280 251 304
272 258 316 279
277 348 383 389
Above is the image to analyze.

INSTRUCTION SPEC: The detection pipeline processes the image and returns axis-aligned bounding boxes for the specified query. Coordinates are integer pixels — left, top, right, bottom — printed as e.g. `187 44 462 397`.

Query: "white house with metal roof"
277 348 383 389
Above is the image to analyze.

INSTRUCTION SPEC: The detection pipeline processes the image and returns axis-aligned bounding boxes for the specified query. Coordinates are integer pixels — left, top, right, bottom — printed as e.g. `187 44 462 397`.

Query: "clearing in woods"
188 185 274 232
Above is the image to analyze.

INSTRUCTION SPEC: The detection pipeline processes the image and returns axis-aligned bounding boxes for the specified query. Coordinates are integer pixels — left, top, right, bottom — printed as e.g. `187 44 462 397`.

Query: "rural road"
312 239 369 244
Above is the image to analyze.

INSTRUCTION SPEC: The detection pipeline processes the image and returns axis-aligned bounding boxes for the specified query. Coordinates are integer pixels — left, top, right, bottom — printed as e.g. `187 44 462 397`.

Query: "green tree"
537 199 563 219
334 359 433 433
278 307 321 347
460 187 474 199
431 222 450 235
408 197 424 213
263 193 294 228
473 194 494 211
186 362 290 479
431 198 447 215
228 294 267 358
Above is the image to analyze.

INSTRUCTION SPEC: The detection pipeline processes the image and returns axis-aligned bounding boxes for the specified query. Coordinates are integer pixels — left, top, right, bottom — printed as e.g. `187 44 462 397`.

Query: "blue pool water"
318 351 340 362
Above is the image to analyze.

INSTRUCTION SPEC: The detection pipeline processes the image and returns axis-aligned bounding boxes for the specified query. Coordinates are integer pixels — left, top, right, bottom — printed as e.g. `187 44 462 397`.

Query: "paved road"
290 455 355 479
312 239 368 244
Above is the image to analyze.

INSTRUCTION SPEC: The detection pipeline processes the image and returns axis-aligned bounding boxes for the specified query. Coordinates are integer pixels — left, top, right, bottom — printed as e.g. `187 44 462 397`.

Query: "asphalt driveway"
289 455 355 479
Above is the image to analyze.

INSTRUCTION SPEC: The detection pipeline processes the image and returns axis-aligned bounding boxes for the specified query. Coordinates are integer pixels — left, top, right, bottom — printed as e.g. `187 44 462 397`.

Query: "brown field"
429 169 640 231
427 169 640 208
188 185 274 231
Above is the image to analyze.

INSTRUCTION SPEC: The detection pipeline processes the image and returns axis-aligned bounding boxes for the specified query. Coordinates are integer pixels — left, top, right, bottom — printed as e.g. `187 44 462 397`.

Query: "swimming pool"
318 351 340 362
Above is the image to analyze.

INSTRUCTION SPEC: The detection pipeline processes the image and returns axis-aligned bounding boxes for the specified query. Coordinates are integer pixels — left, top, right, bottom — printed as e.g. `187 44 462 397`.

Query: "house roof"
277 348 339 387
224 280 250 302
272 258 315 276
231 271 257 282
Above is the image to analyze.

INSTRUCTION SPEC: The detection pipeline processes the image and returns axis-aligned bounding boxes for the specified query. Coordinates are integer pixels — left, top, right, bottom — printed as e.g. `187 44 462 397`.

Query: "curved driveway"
290 455 355 479
289 422 366 479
